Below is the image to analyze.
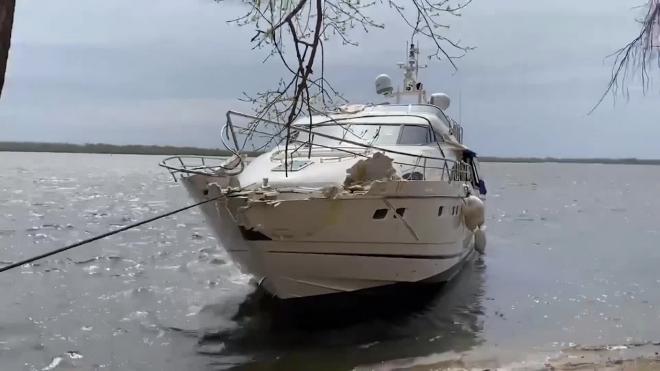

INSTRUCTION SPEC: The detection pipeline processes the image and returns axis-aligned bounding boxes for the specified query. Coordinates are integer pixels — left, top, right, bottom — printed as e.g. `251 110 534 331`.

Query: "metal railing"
160 110 474 184
160 155 244 181
450 118 464 143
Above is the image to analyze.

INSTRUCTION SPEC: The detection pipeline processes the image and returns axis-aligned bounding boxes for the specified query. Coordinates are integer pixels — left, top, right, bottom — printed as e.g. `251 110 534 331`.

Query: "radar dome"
375 74 393 96
430 93 451 110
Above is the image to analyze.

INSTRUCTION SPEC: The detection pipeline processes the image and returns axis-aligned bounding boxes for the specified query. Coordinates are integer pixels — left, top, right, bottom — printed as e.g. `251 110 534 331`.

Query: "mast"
395 43 427 104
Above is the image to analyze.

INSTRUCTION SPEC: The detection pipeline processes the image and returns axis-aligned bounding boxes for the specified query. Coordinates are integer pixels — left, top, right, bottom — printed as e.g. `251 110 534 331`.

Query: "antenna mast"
396 42 427 103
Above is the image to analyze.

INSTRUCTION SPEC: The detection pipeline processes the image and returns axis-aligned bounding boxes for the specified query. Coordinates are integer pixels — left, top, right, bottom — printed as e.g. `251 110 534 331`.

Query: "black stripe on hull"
266 250 464 260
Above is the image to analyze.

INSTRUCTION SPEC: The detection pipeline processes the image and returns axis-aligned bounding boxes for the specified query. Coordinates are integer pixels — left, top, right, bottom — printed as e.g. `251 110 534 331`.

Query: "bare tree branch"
591 0 660 113
220 0 472 175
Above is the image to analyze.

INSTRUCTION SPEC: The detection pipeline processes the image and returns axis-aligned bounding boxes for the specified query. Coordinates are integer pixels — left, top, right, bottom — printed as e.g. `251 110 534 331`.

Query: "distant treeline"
478 156 660 165
0 141 262 157
2 142 659 165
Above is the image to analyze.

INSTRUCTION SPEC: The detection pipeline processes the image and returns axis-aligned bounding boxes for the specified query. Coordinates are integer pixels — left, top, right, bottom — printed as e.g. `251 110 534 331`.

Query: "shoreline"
2 142 660 165
367 342 660 370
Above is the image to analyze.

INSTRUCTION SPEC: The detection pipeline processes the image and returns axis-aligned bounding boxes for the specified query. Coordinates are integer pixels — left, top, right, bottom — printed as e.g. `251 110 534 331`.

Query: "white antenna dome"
375 74 393 96
430 93 451 110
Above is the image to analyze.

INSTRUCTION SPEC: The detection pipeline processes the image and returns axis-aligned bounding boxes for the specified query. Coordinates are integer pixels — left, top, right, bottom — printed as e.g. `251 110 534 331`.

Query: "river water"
2 152 660 370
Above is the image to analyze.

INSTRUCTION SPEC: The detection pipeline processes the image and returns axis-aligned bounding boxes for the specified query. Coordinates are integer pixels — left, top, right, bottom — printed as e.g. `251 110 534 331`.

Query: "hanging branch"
387 0 474 69
591 0 660 113
220 0 473 172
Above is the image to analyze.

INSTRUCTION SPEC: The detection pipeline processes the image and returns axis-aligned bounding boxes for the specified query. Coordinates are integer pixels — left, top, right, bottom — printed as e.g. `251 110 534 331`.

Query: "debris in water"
66 351 83 359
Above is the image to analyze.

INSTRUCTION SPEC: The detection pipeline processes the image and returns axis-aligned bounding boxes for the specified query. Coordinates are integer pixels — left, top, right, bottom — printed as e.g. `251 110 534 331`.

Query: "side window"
398 125 432 145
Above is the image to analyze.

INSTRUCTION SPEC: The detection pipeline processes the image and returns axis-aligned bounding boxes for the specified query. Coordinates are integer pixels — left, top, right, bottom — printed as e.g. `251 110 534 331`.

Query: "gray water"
2 152 660 370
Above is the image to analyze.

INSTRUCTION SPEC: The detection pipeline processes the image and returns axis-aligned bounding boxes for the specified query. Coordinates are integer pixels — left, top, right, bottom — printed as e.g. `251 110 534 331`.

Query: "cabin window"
438 206 444 216
395 208 406 217
398 125 432 145
402 171 424 180
308 124 400 146
372 209 388 219
301 123 436 148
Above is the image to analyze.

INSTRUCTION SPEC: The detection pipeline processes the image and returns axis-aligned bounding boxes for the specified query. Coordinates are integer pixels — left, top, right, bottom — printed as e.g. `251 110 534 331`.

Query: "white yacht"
161 44 487 299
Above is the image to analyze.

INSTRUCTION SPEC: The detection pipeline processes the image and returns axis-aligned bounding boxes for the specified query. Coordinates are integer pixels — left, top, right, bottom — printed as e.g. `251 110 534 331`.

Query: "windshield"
293 124 433 148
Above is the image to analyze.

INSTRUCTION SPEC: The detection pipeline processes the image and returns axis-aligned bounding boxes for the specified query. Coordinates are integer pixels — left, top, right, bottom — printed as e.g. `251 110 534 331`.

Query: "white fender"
474 226 487 254
463 195 485 231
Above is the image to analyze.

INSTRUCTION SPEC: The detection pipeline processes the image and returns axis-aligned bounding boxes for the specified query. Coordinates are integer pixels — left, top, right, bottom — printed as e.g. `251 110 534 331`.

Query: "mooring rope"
0 195 223 273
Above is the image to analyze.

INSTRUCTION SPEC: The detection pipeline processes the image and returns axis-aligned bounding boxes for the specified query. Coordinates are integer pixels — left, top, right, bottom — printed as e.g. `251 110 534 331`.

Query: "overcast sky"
1 0 658 157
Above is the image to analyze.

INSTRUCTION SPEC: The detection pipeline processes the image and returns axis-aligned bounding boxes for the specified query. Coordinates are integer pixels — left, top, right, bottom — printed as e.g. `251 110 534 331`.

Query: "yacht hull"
183 175 479 299
256 243 475 298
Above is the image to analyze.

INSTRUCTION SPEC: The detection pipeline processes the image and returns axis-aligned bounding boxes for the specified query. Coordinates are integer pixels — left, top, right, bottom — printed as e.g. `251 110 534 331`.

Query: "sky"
0 0 658 158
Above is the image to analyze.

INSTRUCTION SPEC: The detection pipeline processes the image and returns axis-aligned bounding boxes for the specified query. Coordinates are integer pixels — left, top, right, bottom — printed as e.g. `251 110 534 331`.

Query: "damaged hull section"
183 173 479 299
